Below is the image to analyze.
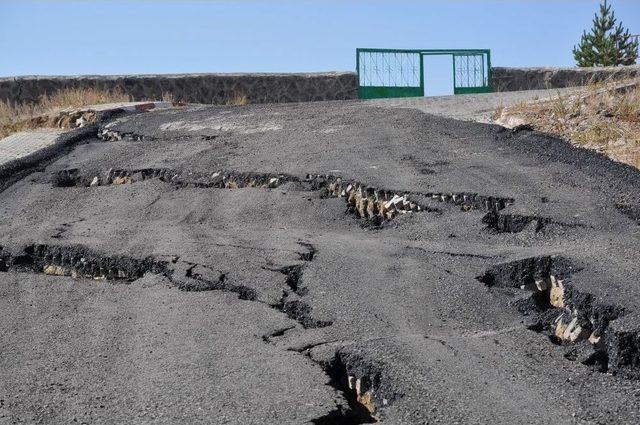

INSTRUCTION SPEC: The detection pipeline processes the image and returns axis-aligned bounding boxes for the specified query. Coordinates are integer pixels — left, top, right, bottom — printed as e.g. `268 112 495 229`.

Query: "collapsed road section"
52 166 514 228
1 100 639 424
476 256 638 377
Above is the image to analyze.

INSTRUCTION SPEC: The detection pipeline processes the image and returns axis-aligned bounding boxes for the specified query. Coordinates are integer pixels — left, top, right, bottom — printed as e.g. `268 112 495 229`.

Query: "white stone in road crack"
385 194 404 210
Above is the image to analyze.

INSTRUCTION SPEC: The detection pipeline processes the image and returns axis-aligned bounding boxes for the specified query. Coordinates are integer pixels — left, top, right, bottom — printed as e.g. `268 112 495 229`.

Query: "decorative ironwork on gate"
356 48 492 99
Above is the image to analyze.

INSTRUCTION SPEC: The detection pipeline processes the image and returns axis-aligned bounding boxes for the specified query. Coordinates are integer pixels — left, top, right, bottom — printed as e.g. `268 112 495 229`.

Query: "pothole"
476 255 639 377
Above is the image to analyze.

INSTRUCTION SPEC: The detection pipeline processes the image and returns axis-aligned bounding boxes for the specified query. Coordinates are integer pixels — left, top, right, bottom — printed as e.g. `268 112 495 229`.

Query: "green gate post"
487 50 492 89
452 54 457 92
419 53 425 96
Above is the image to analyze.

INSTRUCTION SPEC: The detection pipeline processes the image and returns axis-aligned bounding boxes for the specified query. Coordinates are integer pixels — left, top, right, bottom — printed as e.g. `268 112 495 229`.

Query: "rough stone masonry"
0 72 358 105
3 64 639 107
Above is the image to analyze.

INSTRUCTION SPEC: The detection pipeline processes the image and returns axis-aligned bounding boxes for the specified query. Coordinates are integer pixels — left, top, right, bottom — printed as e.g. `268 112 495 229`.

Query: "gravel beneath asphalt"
0 100 639 424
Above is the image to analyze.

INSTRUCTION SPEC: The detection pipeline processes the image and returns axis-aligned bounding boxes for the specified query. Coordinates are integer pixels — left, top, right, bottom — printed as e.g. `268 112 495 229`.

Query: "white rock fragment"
535 278 549 291
355 377 363 396
562 317 585 342
550 275 565 308
385 194 403 209
347 375 356 390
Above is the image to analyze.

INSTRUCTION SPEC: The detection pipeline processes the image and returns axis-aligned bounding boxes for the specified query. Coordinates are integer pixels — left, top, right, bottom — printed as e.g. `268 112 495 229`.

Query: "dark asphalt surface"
1 101 639 424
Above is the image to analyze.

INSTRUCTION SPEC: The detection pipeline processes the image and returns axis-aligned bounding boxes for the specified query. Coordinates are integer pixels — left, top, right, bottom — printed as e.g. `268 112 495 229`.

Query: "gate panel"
356 48 492 99
357 49 423 99
453 52 492 94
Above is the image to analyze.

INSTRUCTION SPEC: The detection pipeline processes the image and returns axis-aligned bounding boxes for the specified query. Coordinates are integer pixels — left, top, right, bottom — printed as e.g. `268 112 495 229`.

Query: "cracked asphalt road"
0 100 639 424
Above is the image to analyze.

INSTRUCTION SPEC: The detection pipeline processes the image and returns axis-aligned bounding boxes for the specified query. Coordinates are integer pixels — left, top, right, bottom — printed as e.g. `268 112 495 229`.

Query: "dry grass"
161 92 175 103
224 91 248 106
38 87 130 111
495 79 640 169
0 87 247 139
0 88 131 139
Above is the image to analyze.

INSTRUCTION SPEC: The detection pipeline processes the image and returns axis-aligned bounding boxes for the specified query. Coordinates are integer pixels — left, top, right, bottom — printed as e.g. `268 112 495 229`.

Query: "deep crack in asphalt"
1 101 639 424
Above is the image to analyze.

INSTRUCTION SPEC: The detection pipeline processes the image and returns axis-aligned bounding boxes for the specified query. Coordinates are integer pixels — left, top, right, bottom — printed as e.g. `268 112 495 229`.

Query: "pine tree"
573 0 638 67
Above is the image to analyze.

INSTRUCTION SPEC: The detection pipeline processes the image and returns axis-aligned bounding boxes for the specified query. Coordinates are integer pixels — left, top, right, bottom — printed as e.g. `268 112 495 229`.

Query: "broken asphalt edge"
0 102 185 193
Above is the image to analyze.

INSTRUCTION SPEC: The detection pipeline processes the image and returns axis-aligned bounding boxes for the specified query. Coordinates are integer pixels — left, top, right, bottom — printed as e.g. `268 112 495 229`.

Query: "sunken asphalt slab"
0 99 639 424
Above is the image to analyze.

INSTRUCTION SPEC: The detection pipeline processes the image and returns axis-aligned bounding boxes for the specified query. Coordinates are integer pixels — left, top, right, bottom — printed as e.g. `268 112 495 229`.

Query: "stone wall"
492 65 640 92
0 72 358 105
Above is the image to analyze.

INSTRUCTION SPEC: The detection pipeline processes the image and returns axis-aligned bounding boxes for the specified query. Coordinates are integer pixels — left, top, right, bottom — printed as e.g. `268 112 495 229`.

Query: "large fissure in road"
476 256 639 377
24 162 640 418
52 167 515 228
2 103 639 423
0 241 384 422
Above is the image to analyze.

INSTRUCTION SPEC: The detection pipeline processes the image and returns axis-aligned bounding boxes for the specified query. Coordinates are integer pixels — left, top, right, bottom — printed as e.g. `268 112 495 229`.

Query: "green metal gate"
356 48 492 99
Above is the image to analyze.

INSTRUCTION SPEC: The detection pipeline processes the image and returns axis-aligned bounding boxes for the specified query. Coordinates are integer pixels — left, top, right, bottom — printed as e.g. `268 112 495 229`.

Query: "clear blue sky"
1 0 638 95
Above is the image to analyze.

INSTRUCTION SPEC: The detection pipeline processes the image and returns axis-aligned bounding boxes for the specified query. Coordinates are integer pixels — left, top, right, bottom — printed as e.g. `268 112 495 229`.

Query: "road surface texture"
0 100 639 424
0 130 66 166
